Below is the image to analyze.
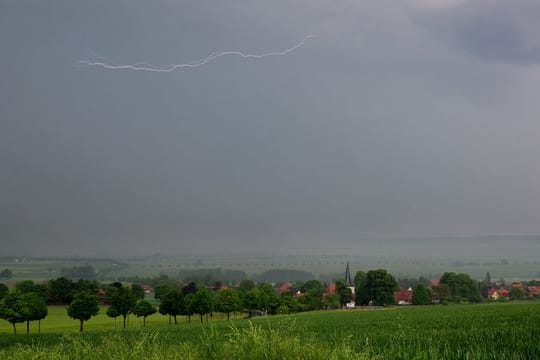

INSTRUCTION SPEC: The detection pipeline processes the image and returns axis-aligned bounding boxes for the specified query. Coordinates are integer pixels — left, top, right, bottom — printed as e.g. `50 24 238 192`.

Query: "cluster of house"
487 283 540 300
392 280 540 305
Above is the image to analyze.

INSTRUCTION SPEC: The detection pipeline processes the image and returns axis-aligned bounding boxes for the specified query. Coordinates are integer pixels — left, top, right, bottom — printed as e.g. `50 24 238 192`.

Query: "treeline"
119 268 316 287
1 269 539 335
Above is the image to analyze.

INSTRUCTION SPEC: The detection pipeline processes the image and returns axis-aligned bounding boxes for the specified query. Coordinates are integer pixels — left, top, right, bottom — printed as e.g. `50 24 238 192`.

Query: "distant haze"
1 1 540 256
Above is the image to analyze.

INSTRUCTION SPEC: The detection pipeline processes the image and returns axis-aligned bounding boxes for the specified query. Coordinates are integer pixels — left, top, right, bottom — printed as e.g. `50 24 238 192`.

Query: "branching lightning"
79 36 315 73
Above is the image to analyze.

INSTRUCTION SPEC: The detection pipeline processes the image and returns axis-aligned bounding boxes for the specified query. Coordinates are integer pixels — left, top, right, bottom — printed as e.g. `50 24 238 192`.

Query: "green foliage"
335 280 353 308
0 283 8 300
132 300 156 326
215 288 241 320
67 291 99 332
158 289 184 324
0 292 26 334
15 281 48 302
354 271 369 306
257 284 280 314
411 284 431 305
20 292 48 333
1 303 540 359
439 272 481 303
509 287 526 301
323 293 340 310
365 269 397 306
107 286 137 329
191 289 215 323
48 277 74 304
131 284 145 300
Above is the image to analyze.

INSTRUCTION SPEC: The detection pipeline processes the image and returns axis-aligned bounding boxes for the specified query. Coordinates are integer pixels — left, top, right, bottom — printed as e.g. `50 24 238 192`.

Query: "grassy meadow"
1 302 539 359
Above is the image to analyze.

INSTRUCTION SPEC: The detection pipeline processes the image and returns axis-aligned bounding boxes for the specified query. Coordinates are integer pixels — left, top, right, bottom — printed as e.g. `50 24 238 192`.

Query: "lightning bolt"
79 35 315 73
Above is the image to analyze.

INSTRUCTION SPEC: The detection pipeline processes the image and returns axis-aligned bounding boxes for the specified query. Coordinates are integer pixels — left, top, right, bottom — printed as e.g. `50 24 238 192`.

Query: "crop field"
1 303 539 359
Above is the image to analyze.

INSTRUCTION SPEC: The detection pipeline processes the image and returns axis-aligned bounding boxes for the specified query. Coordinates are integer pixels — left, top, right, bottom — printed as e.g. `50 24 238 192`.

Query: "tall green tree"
48 277 75 304
354 271 370 306
67 291 100 332
365 269 397 306
15 281 48 302
257 284 280 314
21 292 48 334
107 286 137 329
412 284 431 305
216 288 241 320
191 288 214 323
0 292 25 334
131 284 146 300
439 272 481 303
133 300 156 326
158 289 184 325
243 288 260 317
335 280 353 308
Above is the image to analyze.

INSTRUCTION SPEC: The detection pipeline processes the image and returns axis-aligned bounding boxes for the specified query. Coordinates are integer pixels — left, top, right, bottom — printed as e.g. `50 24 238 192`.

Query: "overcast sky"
1 0 540 256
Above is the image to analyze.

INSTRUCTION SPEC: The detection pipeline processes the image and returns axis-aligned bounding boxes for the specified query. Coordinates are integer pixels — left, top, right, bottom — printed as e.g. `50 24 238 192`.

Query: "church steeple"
345 261 352 286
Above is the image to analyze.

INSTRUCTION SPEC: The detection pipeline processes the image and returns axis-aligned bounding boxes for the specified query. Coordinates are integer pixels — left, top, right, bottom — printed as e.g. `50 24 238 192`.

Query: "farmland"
1 303 539 359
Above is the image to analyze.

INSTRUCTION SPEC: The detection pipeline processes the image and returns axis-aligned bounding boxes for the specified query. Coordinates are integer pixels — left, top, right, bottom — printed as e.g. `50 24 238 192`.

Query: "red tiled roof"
430 279 440 287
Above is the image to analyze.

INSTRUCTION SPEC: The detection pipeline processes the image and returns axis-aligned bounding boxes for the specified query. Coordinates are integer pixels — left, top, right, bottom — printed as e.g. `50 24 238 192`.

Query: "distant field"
1 303 539 358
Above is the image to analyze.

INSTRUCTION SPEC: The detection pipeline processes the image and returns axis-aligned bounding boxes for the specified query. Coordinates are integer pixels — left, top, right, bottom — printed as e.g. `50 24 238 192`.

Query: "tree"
0 292 25 334
131 284 146 300
365 269 397 306
106 306 121 327
299 280 325 310
323 293 340 310
354 271 369 306
216 288 241 320
257 284 280 314
0 283 8 301
335 280 353 308
21 292 48 333
509 287 526 301
15 281 48 302
243 288 260 317
191 288 214 323
412 284 431 305
439 272 481 303
107 286 137 329
48 277 75 304
158 289 184 325
133 300 156 326
280 292 301 313
67 291 99 332
0 269 13 279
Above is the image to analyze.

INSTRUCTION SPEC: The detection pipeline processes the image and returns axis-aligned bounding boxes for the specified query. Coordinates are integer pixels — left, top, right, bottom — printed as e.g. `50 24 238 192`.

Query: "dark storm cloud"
1 1 540 256
412 0 540 64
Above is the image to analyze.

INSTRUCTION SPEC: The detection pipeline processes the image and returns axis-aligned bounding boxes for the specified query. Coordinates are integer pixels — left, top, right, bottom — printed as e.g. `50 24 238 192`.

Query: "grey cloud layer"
1 1 539 256
412 0 540 64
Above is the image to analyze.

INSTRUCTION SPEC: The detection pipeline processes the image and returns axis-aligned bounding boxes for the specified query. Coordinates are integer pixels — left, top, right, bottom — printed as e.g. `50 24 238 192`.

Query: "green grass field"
1 302 539 359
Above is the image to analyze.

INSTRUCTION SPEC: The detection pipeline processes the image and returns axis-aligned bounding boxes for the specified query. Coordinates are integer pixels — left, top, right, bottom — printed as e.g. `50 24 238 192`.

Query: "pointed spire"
345 261 352 286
